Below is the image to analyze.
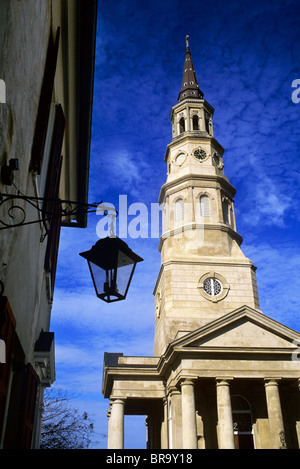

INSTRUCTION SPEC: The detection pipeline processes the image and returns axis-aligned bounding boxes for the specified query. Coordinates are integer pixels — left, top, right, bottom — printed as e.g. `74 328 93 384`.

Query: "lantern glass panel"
116 250 136 296
88 250 136 302
88 260 107 297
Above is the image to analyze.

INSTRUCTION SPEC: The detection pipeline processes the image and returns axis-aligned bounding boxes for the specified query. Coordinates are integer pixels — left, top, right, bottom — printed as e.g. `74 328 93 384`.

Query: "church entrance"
234 433 254 449
232 396 254 449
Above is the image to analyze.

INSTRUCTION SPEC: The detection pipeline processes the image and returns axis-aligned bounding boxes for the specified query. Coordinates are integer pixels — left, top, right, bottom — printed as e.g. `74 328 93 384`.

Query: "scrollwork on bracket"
0 191 101 242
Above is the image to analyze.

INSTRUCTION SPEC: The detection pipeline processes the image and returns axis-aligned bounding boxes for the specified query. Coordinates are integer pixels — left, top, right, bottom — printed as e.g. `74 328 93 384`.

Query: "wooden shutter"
44 104 65 299
19 364 39 449
200 195 210 217
175 199 184 222
30 27 60 174
45 203 62 300
42 103 65 230
0 297 16 432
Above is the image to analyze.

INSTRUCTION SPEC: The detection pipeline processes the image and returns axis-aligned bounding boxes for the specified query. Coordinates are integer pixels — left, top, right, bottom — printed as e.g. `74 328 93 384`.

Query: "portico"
103 307 300 449
104 372 300 450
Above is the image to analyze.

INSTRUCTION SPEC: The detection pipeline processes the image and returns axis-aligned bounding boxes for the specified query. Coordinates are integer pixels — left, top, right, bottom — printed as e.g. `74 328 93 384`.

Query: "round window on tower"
203 277 222 296
198 272 229 302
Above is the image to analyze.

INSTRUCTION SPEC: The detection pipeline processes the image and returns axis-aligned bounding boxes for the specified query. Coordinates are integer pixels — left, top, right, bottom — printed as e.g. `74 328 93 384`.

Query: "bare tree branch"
40 387 95 449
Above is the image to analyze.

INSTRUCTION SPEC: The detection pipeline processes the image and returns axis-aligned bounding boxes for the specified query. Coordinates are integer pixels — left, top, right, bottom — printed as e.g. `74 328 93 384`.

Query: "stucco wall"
0 0 52 363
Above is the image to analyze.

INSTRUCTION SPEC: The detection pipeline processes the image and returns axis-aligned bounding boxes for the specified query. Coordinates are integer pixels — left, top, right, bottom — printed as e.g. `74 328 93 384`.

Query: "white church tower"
102 37 300 450
154 35 259 355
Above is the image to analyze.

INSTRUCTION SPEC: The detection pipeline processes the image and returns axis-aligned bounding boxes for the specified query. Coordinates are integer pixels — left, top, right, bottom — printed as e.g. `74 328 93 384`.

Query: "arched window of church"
175 198 184 222
222 199 229 224
231 396 254 449
192 115 199 130
200 195 210 217
179 118 185 134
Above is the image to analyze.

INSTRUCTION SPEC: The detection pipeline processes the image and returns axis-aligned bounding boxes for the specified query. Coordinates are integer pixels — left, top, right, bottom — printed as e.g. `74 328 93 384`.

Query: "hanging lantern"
80 237 143 303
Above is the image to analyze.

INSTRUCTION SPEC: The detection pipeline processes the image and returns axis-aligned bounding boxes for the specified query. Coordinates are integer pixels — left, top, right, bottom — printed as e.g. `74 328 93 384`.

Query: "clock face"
175 153 186 166
194 148 207 160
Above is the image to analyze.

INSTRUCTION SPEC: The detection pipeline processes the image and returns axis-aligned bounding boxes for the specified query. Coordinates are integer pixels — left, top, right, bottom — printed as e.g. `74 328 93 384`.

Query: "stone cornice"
169 98 215 119
102 343 300 398
164 133 225 161
158 173 235 203
157 221 243 252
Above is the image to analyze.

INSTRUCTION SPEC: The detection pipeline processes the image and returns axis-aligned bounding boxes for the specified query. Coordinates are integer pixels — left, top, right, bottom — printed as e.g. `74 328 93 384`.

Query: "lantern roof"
79 236 143 270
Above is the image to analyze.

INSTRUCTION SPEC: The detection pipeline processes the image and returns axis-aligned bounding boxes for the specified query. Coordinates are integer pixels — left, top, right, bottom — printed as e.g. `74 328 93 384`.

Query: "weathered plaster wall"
0 1 52 362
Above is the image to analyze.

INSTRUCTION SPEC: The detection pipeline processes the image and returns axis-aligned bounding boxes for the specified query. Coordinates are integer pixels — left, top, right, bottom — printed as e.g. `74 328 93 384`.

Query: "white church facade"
102 37 300 450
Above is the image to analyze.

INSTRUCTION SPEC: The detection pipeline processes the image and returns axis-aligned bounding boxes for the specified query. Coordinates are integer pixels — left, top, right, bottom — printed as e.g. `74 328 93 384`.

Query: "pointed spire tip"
186 35 189 50
178 35 204 101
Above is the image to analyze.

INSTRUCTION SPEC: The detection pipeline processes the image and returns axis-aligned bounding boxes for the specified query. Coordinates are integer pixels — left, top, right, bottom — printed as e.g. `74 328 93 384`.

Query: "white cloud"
241 165 292 228
242 241 300 329
90 147 154 200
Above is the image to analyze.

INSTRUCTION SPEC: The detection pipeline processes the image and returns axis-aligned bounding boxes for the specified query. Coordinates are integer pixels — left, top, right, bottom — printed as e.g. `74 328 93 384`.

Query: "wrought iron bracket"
0 191 102 241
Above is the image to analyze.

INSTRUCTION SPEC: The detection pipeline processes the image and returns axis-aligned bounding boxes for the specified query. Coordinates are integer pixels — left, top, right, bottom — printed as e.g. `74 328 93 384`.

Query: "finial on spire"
186 35 189 50
178 35 204 101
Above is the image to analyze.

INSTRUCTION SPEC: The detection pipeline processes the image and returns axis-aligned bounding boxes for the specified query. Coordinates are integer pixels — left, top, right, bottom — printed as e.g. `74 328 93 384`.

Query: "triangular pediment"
172 306 300 350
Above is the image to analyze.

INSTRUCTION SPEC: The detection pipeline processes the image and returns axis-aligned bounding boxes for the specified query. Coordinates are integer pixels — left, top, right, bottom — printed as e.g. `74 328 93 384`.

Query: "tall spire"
178 35 203 101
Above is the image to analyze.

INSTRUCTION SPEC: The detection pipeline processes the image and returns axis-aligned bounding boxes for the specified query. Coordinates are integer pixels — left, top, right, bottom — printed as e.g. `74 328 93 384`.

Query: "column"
296 379 300 448
199 107 205 131
164 195 170 233
264 379 286 449
216 378 235 449
216 187 224 223
187 186 195 224
185 106 190 131
107 398 125 449
181 379 197 449
161 398 168 449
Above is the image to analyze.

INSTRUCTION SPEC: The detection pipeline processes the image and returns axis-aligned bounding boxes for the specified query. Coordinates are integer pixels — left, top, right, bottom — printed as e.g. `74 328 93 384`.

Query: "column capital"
167 385 181 397
110 397 126 404
180 377 197 387
264 378 282 387
215 377 234 386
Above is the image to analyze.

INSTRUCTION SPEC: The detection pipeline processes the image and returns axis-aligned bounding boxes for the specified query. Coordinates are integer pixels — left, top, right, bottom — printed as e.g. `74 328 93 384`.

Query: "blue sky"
50 0 300 449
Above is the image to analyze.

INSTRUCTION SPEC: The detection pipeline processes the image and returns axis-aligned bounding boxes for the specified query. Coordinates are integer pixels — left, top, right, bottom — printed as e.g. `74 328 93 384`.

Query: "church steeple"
153 37 260 356
178 35 203 101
